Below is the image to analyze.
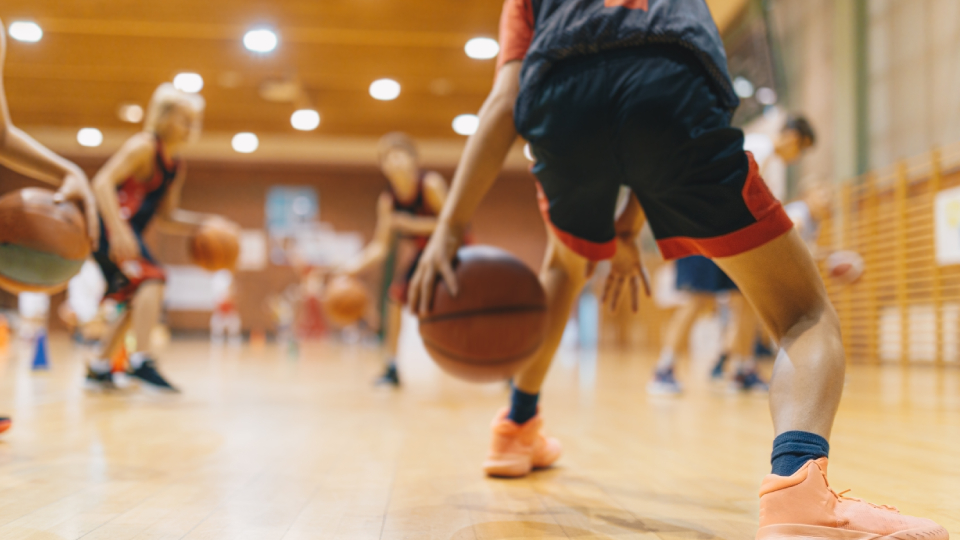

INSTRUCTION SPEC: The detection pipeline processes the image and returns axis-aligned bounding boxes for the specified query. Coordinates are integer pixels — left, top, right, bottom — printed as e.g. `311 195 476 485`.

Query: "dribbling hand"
602 234 650 313
54 171 100 250
408 222 463 316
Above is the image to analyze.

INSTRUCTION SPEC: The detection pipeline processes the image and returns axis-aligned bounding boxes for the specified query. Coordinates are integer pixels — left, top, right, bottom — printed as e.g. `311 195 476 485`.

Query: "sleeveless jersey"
389 172 436 251
116 136 179 233
516 0 738 124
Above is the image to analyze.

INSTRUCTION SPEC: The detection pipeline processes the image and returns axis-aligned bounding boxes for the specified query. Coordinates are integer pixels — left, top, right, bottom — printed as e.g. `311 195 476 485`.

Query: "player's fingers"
630 275 640 313
439 259 458 298
84 198 101 250
407 266 422 313
601 274 615 304
639 266 652 297
417 264 438 316
610 275 625 312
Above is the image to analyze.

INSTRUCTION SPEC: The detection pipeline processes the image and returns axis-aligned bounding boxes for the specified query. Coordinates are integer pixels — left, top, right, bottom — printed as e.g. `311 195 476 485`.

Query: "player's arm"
0 21 99 246
154 164 223 235
340 192 395 276
409 61 522 313
390 172 448 236
92 132 156 262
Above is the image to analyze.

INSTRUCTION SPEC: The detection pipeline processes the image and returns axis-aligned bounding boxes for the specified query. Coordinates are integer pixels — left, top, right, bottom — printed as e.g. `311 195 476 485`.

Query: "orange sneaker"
482 407 562 478
758 458 947 540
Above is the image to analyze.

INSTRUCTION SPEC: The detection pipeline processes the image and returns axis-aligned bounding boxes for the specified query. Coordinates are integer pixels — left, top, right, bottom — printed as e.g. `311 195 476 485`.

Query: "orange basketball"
190 220 240 271
418 245 547 383
323 275 370 326
0 188 90 294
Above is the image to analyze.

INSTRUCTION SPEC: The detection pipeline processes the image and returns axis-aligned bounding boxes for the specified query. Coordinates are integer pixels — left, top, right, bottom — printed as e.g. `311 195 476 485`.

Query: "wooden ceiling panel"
0 0 745 148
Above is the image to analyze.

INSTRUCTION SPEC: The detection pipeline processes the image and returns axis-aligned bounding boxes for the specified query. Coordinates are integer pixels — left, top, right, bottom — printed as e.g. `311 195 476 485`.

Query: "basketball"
826 250 864 286
0 188 90 294
190 219 240 271
418 245 547 383
322 275 370 326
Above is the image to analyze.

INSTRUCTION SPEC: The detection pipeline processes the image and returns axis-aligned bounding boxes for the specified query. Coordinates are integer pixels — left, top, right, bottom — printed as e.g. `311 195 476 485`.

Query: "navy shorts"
675 255 737 293
93 219 166 304
517 46 792 261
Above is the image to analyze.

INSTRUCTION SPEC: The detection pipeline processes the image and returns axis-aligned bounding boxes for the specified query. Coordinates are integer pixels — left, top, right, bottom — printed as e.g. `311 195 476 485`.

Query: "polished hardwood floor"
0 319 957 539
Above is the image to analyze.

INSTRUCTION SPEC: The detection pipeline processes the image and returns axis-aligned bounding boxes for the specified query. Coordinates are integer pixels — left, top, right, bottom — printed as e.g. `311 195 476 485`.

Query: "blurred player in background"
409 0 946 537
0 19 100 433
340 133 447 387
85 83 230 393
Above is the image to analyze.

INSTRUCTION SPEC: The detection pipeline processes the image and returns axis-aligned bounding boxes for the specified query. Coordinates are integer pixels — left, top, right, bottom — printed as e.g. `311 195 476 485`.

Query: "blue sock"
507 385 539 425
771 431 830 476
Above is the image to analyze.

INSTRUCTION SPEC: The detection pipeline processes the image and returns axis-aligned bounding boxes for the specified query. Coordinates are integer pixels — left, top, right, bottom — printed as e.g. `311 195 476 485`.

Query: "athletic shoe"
374 362 400 387
731 369 769 393
757 458 947 540
84 366 118 392
710 353 729 380
648 367 683 395
0 417 11 434
483 407 562 478
129 358 180 393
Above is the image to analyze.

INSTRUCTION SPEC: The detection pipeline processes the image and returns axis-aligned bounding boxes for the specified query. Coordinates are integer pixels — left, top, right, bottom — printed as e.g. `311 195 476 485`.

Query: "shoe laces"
820 469 899 513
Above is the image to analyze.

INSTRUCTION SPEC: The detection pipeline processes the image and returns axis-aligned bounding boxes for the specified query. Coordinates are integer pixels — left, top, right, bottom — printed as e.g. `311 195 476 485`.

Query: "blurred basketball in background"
0 188 90 294
418 245 547 383
826 250 864 286
323 275 370 326
190 219 240 271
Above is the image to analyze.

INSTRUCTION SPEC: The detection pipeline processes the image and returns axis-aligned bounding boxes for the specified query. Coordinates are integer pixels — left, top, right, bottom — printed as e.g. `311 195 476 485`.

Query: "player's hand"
54 171 100 250
108 222 141 264
602 234 650 313
408 221 463 316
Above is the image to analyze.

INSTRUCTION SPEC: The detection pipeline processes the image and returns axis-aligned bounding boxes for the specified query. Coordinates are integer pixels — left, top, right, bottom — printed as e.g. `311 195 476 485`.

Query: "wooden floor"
0 321 958 539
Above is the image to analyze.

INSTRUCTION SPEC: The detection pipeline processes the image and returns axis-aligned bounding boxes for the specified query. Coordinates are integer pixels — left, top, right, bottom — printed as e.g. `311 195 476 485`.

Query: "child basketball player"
0 20 100 433
651 115 818 395
341 133 447 386
409 0 946 537
85 83 228 393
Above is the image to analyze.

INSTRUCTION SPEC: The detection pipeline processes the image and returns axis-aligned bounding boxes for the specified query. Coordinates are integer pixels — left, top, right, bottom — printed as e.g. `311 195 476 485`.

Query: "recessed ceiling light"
232 132 259 153
8 22 42 43
173 72 204 93
77 128 103 148
465 37 500 60
117 104 144 123
756 87 778 105
369 79 400 101
290 109 320 131
452 114 480 136
243 29 278 53
733 76 755 99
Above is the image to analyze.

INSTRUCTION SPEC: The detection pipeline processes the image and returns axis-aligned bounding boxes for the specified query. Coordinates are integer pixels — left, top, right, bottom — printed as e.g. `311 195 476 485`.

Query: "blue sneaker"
731 369 768 393
647 368 683 395
710 353 728 380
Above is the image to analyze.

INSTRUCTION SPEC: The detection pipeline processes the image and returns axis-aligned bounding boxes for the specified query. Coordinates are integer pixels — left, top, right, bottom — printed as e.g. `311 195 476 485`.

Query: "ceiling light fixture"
369 79 401 101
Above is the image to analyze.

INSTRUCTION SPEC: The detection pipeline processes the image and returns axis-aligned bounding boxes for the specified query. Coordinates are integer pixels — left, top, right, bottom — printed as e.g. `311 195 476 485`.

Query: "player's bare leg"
483 228 587 477
714 229 842 437
651 293 713 393
375 300 403 386
513 229 591 395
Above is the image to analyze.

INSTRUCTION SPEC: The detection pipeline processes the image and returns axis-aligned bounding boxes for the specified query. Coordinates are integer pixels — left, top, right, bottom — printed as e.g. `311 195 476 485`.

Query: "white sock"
129 352 148 370
89 358 111 374
656 348 676 371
